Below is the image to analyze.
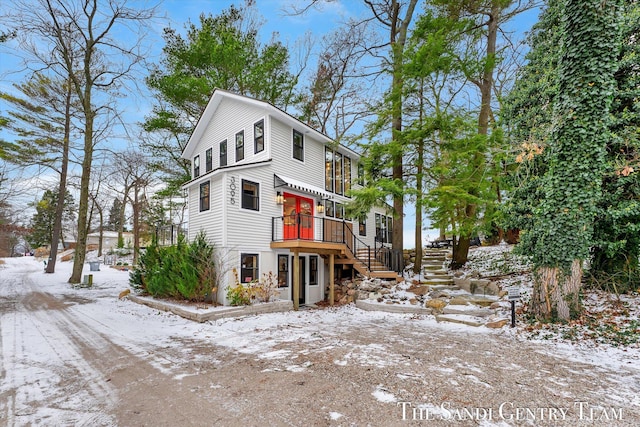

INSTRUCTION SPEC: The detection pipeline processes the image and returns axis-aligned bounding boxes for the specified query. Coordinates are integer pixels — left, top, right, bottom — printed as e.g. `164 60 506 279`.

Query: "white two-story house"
181 89 399 308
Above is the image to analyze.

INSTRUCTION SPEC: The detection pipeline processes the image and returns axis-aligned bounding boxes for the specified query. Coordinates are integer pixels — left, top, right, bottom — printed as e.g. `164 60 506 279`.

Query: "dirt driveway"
1 259 639 426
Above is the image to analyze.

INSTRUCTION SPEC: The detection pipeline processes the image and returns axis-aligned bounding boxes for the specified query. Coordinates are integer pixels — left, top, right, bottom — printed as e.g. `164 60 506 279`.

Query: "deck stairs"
333 247 401 280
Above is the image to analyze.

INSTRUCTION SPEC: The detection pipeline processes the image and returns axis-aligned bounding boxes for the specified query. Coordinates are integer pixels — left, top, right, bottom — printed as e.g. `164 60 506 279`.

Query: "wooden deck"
270 240 401 280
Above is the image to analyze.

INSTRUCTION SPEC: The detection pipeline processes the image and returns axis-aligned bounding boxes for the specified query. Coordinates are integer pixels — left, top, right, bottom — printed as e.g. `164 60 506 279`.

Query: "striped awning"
274 174 333 199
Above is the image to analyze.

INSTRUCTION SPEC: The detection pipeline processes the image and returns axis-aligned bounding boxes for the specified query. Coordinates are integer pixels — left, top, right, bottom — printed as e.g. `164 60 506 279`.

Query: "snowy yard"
0 253 639 426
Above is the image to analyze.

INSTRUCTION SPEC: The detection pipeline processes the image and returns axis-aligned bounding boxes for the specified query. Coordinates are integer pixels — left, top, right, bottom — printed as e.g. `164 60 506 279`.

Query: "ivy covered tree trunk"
525 0 622 320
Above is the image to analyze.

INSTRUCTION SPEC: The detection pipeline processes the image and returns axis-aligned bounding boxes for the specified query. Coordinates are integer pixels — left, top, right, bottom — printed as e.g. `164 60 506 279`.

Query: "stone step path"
354 247 510 328
419 248 506 328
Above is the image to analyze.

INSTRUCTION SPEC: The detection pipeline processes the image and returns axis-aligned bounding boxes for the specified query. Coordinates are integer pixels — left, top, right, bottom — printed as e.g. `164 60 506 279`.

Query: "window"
375 213 392 243
235 130 244 162
357 162 365 186
359 218 366 236
278 254 289 288
254 120 264 154
325 148 351 195
193 155 200 178
240 253 258 283
205 148 213 173
344 157 352 195
220 140 227 167
309 255 318 286
241 179 259 211
335 152 343 195
325 200 334 218
199 181 210 212
293 129 304 161
375 213 384 242
335 203 344 220
325 148 334 192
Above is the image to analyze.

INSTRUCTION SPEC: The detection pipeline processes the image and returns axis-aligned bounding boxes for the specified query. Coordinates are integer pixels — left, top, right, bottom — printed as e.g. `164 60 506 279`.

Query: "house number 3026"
229 176 236 205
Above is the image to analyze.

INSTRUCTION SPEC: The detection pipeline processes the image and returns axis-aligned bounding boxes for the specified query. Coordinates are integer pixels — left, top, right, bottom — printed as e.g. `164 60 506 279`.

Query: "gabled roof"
181 89 359 160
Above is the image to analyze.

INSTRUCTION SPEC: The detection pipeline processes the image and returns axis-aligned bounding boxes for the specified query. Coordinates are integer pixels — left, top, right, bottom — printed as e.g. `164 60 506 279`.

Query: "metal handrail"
271 214 403 273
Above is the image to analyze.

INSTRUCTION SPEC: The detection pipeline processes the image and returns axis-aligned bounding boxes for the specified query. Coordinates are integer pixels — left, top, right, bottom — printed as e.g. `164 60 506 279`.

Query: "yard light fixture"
276 191 284 205
316 200 325 214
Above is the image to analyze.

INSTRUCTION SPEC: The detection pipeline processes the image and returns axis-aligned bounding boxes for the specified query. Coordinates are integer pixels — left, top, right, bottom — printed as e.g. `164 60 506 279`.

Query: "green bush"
129 232 221 302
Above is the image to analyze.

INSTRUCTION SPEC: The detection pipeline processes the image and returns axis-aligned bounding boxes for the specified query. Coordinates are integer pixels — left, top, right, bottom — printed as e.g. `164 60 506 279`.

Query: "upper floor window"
254 120 264 154
324 200 334 218
325 148 334 192
359 218 366 236
241 179 259 211
193 155 200 178
205 148 213 173
344 157 352 194
199 181 210 212
236 130 244 162
220 140 227 167
293 130 304 161
240 253 259 283
324 148 351 197
335 152 343 195
357 162 365 186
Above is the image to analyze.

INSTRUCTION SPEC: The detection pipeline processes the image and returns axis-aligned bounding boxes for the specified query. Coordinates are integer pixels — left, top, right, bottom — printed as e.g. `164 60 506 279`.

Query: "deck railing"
272 214 402 273
155 222 188 247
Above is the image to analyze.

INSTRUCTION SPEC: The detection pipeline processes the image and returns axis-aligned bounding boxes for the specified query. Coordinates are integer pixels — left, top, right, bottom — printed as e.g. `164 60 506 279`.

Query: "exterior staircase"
334 247 400 280
420 248 454 286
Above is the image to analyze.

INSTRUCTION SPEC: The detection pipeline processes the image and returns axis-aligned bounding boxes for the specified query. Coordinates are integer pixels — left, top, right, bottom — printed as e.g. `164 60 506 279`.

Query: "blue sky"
0 0 541 245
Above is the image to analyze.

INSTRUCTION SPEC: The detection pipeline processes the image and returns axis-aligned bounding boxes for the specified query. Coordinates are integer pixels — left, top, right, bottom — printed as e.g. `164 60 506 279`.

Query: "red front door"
283 193 314 240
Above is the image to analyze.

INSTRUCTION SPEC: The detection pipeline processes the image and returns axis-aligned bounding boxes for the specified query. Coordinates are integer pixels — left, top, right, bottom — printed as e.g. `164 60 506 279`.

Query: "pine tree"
28 189 75 249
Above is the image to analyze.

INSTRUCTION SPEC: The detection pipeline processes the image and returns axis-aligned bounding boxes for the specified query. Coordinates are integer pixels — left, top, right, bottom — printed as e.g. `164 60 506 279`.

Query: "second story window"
335 152 343 195
236 130 244 162
359 217 366 236
344 157 352 194
241 179 259 211
220 140 227 167
293 130 304 161
193 155 200 178
254 120 264 153
205 148 212 173
325 148 334 192
357 162 365 186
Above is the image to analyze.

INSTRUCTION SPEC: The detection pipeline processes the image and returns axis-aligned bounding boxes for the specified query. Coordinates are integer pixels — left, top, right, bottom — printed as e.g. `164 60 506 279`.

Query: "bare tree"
299 21 373 143
5 0 157 283
110 149 154 264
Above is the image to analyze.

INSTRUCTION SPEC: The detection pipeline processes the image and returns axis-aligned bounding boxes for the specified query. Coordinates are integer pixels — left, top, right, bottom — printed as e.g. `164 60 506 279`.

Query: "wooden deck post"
293 250 300 311
329 253 335 306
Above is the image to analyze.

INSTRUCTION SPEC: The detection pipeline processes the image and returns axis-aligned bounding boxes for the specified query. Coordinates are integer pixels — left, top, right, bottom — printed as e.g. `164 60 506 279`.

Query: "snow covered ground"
1 253 639 426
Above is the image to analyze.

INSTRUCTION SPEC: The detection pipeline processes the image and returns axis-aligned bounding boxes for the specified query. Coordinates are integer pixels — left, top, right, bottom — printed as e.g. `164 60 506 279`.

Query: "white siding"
187 174 224 245
190 97 269 175
270 117 326 189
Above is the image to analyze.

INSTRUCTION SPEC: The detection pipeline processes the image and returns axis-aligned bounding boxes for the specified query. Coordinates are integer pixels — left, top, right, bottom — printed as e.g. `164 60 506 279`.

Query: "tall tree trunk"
413 83 425 275
455 1 499 267
390 0 418 264
69 105 94 283
46 80 72 274
132 182 141 265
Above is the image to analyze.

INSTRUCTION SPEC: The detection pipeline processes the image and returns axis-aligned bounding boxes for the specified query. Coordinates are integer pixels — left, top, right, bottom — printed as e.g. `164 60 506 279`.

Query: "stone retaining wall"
128 296 293 323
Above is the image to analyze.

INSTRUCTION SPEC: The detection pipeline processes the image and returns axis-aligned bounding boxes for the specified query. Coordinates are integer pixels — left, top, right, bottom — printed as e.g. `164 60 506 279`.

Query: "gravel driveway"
1 259 639 426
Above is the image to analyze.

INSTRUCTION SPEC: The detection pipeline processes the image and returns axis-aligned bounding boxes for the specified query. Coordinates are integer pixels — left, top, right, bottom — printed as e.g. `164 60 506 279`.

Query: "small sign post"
508 286 521 328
